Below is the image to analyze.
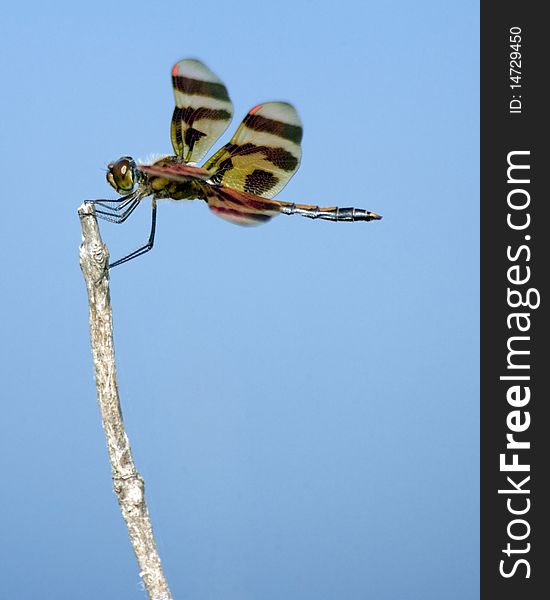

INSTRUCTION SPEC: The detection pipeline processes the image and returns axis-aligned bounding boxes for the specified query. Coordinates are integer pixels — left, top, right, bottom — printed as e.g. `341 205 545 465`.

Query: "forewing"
138 161 210 182
203 102 302 199
200 183 283 226
170 59 234 163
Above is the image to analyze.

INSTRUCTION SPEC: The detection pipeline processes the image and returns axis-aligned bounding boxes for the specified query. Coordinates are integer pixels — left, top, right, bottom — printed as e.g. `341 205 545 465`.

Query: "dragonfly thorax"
107 156 137 194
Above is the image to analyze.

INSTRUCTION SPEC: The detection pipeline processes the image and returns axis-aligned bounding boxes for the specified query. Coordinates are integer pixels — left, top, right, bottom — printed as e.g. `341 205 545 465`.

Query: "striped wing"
138 161 210 182
200 183 283 226
170 59 234 163
203 102 302 199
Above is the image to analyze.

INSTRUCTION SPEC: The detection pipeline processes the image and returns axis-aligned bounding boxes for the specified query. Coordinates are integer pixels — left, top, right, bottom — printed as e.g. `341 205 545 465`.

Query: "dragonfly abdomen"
279 203 382 222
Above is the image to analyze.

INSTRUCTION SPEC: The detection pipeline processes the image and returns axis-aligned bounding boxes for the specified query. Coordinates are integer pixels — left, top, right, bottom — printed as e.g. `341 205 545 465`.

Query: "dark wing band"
170 59 234 163
203 102 302 199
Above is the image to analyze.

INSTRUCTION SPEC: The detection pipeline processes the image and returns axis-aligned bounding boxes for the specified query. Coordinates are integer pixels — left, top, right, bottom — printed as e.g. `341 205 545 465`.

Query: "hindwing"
204 102 302 199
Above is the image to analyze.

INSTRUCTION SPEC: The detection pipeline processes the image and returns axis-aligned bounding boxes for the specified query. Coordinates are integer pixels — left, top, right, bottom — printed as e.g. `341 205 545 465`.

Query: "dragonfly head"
106 156 137 194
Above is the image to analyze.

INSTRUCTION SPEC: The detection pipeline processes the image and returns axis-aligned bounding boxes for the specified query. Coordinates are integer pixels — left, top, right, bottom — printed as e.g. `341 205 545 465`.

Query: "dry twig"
78 201 172 600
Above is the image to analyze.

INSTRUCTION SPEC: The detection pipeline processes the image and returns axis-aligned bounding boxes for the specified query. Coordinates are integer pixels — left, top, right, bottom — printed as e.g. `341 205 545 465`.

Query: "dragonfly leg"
89 191 139 213
94 198 141 224
109 199 158 269
279 203 382 222
90 191 144 223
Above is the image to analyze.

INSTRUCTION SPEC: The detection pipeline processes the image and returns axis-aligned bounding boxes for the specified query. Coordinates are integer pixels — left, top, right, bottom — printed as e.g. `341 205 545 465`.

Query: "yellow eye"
107 157 136 193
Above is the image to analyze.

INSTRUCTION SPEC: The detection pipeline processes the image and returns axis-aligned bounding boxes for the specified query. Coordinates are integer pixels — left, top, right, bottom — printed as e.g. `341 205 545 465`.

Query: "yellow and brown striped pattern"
204 102 302 199
170 59 234 163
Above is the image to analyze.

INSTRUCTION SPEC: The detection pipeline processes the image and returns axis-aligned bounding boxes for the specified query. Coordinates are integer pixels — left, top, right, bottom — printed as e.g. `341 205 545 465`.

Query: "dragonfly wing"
201 183 283 226
170 59 234 163
204 102 302 199
138 161 211 182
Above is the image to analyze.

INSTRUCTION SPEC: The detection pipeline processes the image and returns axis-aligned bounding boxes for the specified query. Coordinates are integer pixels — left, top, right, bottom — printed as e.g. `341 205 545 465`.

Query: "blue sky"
0 1 479 598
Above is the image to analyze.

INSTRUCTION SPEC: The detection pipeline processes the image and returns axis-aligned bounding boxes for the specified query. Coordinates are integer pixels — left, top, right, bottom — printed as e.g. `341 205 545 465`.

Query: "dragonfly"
92 59 382 268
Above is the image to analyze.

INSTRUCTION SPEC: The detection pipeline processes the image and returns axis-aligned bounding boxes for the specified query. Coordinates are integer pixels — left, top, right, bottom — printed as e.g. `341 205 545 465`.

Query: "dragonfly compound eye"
107 157 136 193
